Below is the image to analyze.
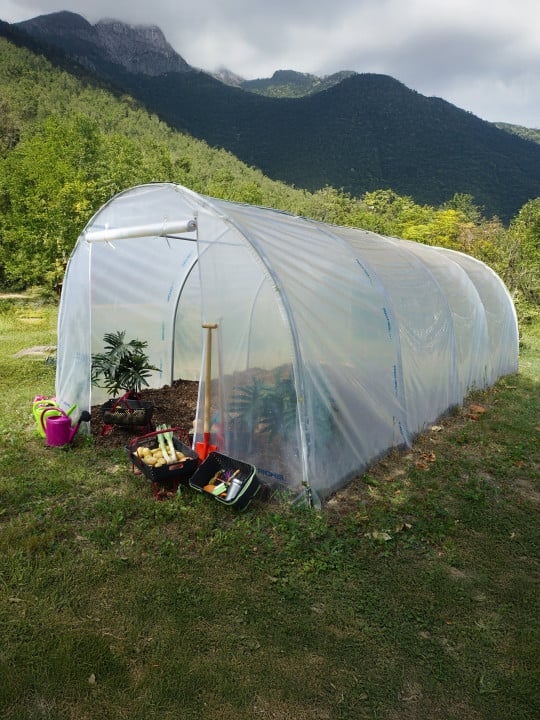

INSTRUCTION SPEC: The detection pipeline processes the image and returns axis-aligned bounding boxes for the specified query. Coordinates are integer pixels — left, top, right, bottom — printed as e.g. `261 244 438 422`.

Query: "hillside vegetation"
0 34 538 320
239 69 357 97
496 122 540 145
54 64 540 223
7 14 540 222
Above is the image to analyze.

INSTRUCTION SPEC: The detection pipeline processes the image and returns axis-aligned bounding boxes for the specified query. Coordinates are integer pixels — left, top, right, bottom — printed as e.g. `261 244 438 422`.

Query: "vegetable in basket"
138 426 189 467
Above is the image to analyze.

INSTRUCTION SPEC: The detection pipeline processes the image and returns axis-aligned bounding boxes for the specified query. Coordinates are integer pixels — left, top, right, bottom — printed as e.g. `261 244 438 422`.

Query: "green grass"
1 298 539 720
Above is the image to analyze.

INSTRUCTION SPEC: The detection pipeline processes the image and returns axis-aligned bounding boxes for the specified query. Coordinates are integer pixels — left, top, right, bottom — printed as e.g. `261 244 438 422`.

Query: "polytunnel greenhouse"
56 183 519 506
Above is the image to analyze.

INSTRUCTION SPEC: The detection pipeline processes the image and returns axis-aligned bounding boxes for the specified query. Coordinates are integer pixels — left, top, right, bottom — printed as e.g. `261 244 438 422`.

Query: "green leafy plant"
229 369 335 447
229 372 297 441
91 330 159 396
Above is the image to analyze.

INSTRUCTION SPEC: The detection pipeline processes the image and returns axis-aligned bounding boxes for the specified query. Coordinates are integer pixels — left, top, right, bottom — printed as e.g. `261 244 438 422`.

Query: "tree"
508 198 540 305
0 114 102 288
443 193 484 224
0 113 179 289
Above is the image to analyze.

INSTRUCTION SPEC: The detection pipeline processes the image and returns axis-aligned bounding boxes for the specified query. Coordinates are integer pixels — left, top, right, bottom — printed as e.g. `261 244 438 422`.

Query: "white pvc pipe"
83 218 197 243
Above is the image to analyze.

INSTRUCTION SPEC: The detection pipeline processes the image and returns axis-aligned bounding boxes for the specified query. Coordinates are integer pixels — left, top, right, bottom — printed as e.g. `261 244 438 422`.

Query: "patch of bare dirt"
14 345 56 357
513 477 540 504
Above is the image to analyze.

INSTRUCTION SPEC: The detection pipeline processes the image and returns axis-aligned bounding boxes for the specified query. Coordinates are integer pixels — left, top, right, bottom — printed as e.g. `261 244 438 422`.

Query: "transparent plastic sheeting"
56 183 519 504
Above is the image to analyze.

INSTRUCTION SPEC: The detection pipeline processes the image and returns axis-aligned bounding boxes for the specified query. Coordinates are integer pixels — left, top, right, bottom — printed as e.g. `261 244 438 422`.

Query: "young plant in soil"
91 330 159 397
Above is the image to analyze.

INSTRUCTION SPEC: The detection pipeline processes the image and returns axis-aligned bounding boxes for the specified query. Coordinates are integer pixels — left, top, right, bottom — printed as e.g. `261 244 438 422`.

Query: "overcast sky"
1 0 539 128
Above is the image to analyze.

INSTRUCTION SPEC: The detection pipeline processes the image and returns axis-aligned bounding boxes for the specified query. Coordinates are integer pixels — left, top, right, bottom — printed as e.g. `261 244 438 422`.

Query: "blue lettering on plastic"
167 285 173 302
393 364 398 395
258 468 286 483
161 322 165 341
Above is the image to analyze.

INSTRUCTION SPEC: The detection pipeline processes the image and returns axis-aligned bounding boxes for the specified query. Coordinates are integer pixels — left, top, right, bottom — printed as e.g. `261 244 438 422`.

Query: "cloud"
1 0 539 126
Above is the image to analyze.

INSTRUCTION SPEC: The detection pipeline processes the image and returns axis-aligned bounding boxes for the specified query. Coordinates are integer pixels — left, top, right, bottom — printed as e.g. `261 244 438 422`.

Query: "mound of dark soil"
90 380 199 448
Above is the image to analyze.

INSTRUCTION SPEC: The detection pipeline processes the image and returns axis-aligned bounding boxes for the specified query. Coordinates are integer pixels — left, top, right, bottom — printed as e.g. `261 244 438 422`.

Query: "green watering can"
33 396 76 438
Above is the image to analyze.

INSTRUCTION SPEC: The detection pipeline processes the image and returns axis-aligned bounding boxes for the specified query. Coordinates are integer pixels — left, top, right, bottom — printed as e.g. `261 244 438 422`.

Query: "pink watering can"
40 409 91 447
33 396 76 438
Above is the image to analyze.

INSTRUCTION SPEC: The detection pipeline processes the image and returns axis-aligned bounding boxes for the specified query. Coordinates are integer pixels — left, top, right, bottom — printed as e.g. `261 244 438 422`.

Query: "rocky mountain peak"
15 12 191 76
94 19 190 75
16 11 94 40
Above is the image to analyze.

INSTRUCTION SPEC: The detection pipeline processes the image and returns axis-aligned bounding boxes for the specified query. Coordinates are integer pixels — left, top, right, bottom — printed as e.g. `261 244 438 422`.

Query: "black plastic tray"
127 427 199 484
189 452 261 510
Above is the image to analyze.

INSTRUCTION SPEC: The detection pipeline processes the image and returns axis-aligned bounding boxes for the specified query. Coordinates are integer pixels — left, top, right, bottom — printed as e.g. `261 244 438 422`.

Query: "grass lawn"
0 296 538 720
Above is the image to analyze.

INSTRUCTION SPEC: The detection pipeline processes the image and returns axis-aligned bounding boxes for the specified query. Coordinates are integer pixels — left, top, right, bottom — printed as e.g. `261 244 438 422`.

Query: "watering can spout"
70 410 91 442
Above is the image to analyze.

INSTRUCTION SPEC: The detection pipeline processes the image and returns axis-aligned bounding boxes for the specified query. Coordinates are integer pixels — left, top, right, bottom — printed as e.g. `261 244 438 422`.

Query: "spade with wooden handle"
196 323 218 460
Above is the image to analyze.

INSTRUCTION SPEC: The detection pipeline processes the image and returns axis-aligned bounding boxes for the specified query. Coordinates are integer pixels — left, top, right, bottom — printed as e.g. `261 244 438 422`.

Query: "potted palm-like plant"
92 330 159 428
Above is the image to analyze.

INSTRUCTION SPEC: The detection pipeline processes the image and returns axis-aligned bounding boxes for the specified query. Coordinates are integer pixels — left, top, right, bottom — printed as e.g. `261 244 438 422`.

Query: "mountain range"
8 11 540 222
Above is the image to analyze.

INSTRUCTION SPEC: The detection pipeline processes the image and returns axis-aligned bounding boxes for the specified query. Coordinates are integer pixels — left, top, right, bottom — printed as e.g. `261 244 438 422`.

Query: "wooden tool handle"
202 324 218 433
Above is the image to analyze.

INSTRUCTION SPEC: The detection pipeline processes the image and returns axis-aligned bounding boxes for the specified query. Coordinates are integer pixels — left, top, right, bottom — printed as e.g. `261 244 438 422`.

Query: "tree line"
0 35 538 322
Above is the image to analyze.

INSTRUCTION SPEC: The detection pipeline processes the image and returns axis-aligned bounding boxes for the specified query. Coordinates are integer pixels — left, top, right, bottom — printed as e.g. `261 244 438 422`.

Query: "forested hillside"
9 13 540 223
0 30 317 290
0 33 538 320
495 123 540 145
124 70 540 222
239 70 357 97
